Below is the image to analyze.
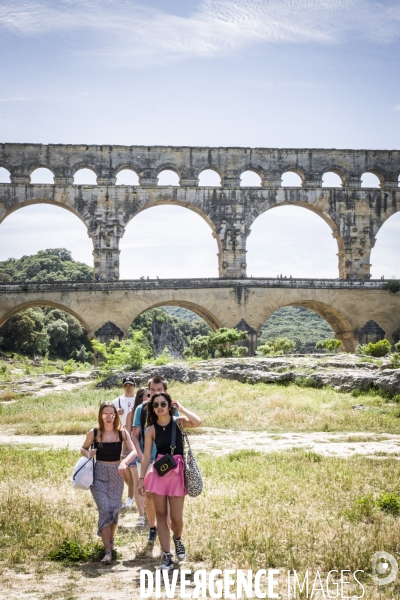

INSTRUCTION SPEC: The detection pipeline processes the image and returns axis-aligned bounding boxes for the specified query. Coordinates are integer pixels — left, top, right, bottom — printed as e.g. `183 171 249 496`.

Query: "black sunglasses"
153 401 168 409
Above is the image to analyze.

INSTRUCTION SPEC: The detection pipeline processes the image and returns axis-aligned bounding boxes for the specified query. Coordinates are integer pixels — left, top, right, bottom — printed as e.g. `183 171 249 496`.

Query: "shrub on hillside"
258 337 296 356
91 331 152 373
315 338 342 353
356 339 391 357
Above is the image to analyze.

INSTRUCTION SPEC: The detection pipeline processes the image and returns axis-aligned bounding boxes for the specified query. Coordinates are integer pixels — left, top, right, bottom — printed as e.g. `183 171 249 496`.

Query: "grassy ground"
1 379 400 435
1 445 400 598
0 356 92 382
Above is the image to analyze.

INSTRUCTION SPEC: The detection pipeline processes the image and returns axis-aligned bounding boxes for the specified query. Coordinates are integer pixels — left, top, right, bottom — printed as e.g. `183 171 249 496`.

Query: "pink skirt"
144 454 187 497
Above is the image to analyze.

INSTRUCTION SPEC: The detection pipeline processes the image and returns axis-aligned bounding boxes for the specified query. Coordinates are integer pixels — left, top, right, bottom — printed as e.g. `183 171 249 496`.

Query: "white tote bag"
71 456 95 490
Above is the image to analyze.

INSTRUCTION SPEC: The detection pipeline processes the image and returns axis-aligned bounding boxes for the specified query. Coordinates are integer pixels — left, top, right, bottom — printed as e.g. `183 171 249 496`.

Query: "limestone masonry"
0 144 399 353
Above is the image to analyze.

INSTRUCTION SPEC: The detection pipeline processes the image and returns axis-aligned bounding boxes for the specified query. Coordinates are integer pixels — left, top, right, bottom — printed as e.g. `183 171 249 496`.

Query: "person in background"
131 375 168 544
125 387 151 527
112 375 136 508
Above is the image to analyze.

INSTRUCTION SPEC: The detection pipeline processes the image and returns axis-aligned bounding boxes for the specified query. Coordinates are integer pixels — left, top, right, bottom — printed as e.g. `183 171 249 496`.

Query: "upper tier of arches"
1 143 399 188
1 163 399 188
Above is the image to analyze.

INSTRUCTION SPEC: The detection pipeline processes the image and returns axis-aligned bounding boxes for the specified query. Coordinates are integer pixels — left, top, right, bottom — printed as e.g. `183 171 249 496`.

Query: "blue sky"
0 0 399 279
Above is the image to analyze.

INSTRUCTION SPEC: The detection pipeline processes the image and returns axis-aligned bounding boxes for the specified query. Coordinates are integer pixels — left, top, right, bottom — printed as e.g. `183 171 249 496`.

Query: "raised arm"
171 400 202 429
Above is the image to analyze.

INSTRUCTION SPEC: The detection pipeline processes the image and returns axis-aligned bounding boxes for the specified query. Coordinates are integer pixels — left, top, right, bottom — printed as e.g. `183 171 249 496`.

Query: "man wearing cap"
112 375 136 508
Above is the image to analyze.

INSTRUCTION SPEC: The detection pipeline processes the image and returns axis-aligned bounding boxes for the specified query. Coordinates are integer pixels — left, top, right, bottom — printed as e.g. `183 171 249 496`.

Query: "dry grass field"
1 379 400 435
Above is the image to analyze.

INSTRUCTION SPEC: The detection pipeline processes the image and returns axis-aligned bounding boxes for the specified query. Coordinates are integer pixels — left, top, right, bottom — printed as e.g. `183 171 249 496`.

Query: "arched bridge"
1 144 400 280
0 278 398 353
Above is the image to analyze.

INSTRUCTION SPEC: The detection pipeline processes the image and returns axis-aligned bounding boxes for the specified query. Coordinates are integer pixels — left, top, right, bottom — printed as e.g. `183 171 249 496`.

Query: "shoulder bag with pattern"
177 420 203 497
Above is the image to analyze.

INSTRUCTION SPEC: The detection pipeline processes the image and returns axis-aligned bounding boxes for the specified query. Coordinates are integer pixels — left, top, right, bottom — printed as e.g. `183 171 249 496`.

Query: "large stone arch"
0 196 91 230
131 300 222 331
255 298 357 352
370 210 400 279
245 199 343 277
123 197 222 256
0 300 92 335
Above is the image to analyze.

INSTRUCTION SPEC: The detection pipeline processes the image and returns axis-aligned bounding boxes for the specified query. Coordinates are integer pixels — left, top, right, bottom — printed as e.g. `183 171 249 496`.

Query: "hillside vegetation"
259 306 334 352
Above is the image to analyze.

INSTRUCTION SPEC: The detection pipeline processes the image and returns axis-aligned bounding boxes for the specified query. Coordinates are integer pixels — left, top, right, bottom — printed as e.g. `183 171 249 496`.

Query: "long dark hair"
133 387 151 412
146 392 173 427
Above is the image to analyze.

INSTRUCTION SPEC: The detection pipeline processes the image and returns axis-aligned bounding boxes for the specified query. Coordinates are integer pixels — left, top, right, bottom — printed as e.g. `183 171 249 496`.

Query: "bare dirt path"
1 427 399 458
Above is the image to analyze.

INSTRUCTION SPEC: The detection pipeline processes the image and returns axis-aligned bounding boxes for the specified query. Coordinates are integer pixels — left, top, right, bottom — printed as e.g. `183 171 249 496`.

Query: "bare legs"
145 492 156 528
152 494 184 553
100 522 118 561
124 466 134 500
130 466 144 518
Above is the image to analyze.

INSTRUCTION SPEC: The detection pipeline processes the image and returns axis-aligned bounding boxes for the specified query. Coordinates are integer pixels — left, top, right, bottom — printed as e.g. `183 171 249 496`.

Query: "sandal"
101 550 112 564
135 516 146 528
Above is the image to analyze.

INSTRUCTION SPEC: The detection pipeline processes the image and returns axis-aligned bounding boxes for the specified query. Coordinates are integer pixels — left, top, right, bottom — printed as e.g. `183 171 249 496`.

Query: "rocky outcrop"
96 355 400 396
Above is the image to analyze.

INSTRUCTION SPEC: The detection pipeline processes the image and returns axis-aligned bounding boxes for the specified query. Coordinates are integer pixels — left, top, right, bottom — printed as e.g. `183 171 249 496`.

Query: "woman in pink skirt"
138 392 201 571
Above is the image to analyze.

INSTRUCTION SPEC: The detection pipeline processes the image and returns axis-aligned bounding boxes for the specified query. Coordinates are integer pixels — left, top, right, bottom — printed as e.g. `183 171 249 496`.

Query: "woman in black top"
138 392 201 571
81 401 136 563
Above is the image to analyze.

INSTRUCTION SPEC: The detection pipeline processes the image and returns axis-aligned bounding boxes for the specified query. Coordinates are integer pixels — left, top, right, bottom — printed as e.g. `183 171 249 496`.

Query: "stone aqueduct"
1 143 400 353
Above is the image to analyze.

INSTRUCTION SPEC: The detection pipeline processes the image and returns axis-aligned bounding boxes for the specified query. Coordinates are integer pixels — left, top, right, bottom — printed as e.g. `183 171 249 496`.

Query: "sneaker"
124 497 133 508
135 516 146 528
147 527 158 544
158 551 174 571
173 535 186 561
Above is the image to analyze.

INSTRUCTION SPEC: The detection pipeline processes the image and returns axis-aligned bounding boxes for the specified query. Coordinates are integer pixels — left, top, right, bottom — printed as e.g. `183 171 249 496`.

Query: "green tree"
258 337 296 356
315 339 342 353
43 308 92 360
0 248 93 283
0 308 49 356
91 331 152 372
184 328 248 359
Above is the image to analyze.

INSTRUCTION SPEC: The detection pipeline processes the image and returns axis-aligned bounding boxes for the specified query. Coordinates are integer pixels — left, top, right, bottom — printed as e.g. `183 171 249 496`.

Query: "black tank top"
154 419 184 456
93 429 123 462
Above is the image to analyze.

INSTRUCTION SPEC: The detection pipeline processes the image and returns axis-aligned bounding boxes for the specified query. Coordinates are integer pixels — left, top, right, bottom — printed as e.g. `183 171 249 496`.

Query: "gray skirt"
91 461 124 536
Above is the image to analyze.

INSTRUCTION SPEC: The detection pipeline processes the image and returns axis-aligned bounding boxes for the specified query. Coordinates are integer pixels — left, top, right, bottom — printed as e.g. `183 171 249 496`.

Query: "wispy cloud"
1 0 400 67
395 105 400 111
0 93 91 103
